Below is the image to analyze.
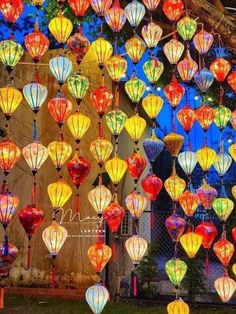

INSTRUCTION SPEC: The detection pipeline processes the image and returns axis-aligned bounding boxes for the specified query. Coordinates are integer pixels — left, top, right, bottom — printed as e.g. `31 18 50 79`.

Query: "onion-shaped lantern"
0 140 21 175
164 167 186 201
42 221 67 258
165 214 186 242
177 15 197 41
227 71 236 93
67 72 89 105
196 179 218 210
106 55 127 82
177 50 198 82
167 299 189 314
86 283 109 314
47 179 72 209
0 86 22 119
231 109 236 129
67 152 91 188
23 81 48 113
91 85 113 118
141 174 163 201
125 76 146 103
126 151 146 183
213 238 234 267
48 96 73 127
213 197 234 221
178 151 197 175
87 240 112 273
195 221 217 249
48 140 72 171
103 198 125 233
164 76 185 108
125 35 146 64
163 132 184 158
163 0 184 21
90 138 113 167
214 276 236 303
214 105 231 130
124 0 145 28
143 133 164 163
0 190 19 228
163 38 184 65
213 152 232 177
142 94 163 119
105 109 127 136
22 142 48 175
125 114 146 144
0 0 23 23
165 258 187 287
0 39 24 72
141 22 163 49
196 146 217 172
91 37 113 68
105 0 126 32
177 105 195 132
143 0 160 11
88 184 112 216
0 242 18 278
210 57 231 82
125 235 148 265
105 156 127 185
67 112 91 143
68 0 90 16
49 55 72 86
228 143 236 162
195 104 215 131
67 27 90 64
143 57 164 84
91 0 112 16
180 232 202 258
179 190 199 217
232 185 236 199
125 191 147 219
193 29 214 55
194 68 214 93
48 10 73 44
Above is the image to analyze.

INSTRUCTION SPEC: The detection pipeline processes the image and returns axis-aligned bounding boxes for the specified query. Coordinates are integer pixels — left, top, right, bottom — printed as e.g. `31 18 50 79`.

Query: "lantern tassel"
74 193 80 214
0 288 4 309
50 261 56 289
133 272 137 297
4 235 8 256
27 239 32 270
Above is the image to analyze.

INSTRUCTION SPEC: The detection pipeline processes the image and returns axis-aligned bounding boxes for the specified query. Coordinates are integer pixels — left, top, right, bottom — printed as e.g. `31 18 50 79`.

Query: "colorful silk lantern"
90 85 113 117
106 55 127 82
213 152 232 177
67 152 91 188
212 197 234 221
48 140 72 171
165 258 187 286
143 58 164 83
124 0 145 28
177 50 198 82
67 27 90 64
23 81 48 113
196 146 217 172
22 142 48 175
143 134 164 163
141 22 163 49
0 190 19 228
177 15 197 41
163 132 184 158
48 10 73 44
125 191 147 219
164 76 185 108
227 71 236 93
125 36 146 64
67 112 91 143
142 94 163 119
177 105 196 132
210 57 231 82
0 140 21 175
0 39 24 72
213 238 234 267
86 283 109 314
228 143 236 162
0 0 23 23
105 156 127 185
195 104 215 131
165 214 186 242
232 185 236 199
125 235 148 265
180 231 202 258
87 240 112 273
164 39 184 65
90 138 113 166
194 68 214 93
103 198 125 233
91 0 112 16
47 179 72 209
214 276 236 303
141 174 163 201
195 221 217 249
179 190 199 217
48 96 72 127
125 114 146 144
67 72 89 105
233 264 236 276
196 179 218 210
105 109 127 136
49 55 72 85
68 0 90 16
143 0 160 11
164 167 186 201
91 37 113 68
126 151 146 182
214 105 231 130
105 0 126 32
193 29 214 55
0 86 22 119
0 242 18 278
163 0 184 21
88 184 112 216
178 151 197 175
230 109 236 129
125 77 146 103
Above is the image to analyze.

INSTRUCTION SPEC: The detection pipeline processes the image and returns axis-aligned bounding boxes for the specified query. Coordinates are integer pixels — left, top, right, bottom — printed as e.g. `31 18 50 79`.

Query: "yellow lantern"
105 156 127 186
142 94 163 119
214 276 236 303
143 58 164 84
125 35 146 64
164 38 184 65
163 132 184 158
196 146 217 172
32 0 45 6
90 138 113 166
125 76 146 104
125 235 148 265
141 22 163 49
47 179 72 209
212 197 234 221
91 37 113 68
125 191 147 219
67 112 91 143
48 10 73 44
164 166 186 202
232 263 236 276
0 86 22 119
22 142 48 175
88 184 112 216
125 114 146 144
180 232 202 258
214 105 232 130
48 140 72 171
167 299 189 314
0 39 24 72
213 152 232 177
232 186 236 199
228 143 236 162
106 55 127 82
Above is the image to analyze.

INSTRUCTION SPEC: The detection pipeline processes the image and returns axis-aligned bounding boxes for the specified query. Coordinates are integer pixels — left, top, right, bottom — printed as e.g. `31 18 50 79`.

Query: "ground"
1 296 235 314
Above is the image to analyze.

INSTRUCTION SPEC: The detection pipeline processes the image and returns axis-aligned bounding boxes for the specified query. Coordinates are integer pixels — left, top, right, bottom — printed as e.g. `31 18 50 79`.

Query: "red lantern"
232 227 236 242
197 180 218 210
227 71 236 93
67 152 91 188
103 199 125 233
213 238 234 267
163 0 184 21
87 239 112 274
0 0 24 23
165 214 186 242
195 104 215 131
0 139 21 175
193 29 214 55
195 221 218 249
141 174 163 201
177 105 196 132
210 58 231 82
48 96 73 127
0 242 18 278
91 85 113 118
164 75 185 108
105 0 126 32
126 151 146 183
68 0 90 17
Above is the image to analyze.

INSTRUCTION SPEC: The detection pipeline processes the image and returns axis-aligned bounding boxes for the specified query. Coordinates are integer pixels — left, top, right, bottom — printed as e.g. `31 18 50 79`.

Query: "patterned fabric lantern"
167 299 189 314
179 190 199 217
105 0 126 32
195 222 218 249
141 22 163 49
142 94 163 119
87 240 112 273
88 185 112 216
67 152 91 188
180 232 202 258
48 179 72 209
22 142 48 175
0 0 23 23
90 138 113 166
210 58 231 82
228 143 236 162
125 36 146 64
213 238 234 267
42 221 67 258
165 214 186 242
125 235 148 265
143 134 164 163
193 29 214 54
124 0 145 28
67 27 90 64
165 258 187 287
67 72 89 105
163 132 184 158
227 71 236 93
106 55 127 82
126 151 146 183
195 104 215 131
194 68 214 93
177 105 196 132
230 110 236 129
212 197 234 221
105 110 127 137
48 140 72 171
125 191 147 219
0 190 19 228
178 151 197 175
177 16 197 41
196 146 217 172
214 105 231 130
164 76 185 108
141 174 163 201
68 0 90 16
164 39 184 65
23 81 48 113
143 57 164 84
163 0 184 21
48 96 72 127
213 152 232 177
196 179 218 210
49 55 72 86
143 0 160 11
86 283 109 314
125 77 146 103
177 50 198 82
0 39 24 72
0 140 21 175
48 10 73 43
164 167 186 201
105 156 127 186
103 198 125 233
125 114 146 144
0 86 22 119
0 242 18 278
91 85 113 118
67 112 91 143
91 0 112 16
214 276 236 303
91 37 113 68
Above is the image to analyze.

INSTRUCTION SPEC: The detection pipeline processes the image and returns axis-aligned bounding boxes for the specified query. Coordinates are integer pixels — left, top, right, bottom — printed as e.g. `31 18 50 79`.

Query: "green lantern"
143 58 164 84
214 105 231 130
213 197 234 221
67 72 89 105
177 16 197 41
0 39 24 72
125 76 146 104
165 258 187 287
105 109 127 137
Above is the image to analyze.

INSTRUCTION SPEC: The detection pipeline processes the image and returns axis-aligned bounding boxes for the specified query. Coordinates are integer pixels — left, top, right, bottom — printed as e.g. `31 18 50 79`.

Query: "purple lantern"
143 136 164 163
194 68 214 93
165 214 186 242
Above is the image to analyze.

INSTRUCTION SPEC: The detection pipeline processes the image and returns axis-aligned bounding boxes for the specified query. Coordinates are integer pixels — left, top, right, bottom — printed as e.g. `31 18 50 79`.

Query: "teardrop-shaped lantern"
177 50 198 82
86 283 109 314
164 76 185 108
48 96 73 127
87 240 112 273
193 29 214 55
91 37 113 68
142 94 163 119
88 185 112 216
48 139 72 171
68 0 90 16
164 38 184 65
103 198 125 233
177 15 197 41
67 112 91 143
125 235 148 265
141 22 163 49
48 179 72 209
23 81 48 113
125 191 147 219
194 68 214 93
105 0 126 32
213 152 232 177
163 132 184 158
67 27 90 64
105 156 127 185
49 55 72 85
195 221 218 249
141 174 163 201
125 114 146 144
214 276 236 303
0 190 19 228
125 76 146 103
67 72 89 105
67 152 91 188
125 35 146 64
213 238 234 267
164 167 186 201
228 143 236 162
179 190 199 217
178 151 197 175
165 214 186 242
0 86 22 119
210 57 231 82
143 57 164 84
42 221 67 258
91 85 113 118
48 10 73 43
180 231 202 258
126 151 147 182
195 104 215 131
143 134 164 163
90 138 113 166
228 71 236 93
106 55 127 82
163 0 184 21
212 197 234 221
0 139 21 175
196 146 217 172
105 109 127 136
165 258 187 287
214 105 231 130
0 39 24 72
124 0 145 28
196 179 218 210
167 299 189 314
22 142 48 175
177 105 195 132
143 0 160 11
0 0 23 23
91 0 112 16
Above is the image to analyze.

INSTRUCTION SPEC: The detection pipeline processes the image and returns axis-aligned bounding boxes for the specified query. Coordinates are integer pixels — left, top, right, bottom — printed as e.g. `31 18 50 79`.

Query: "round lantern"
164 76 185 108
67 152 91 188
125 36 146 64
231 110 236 129
106 55 127 82
90 138 113 166
212 197 234 221
165 214 186 242
0 139 21 175
103 199 125 233
164 38 184 65
0 242 18 279
163 132 184 158
126 151 146 182
0 190 19 228
164 167 186 201
196 179 218 210
143 58 164 84
141 22 163 49
196 146 217 172
67 112 91 143
177 16 197 41
194 68 214 93
48 10 73 44
47 179 72 209
91 0 112 16
125 235 148 265
125 77 146 103
195 221 217 249
195 104 215 131
49 55 72 85
67 27 90 64
124 0 145 28
177 105 195 132
193 29 214 54
0 0 23 23
210 58 231 82
167 299 189 314
178 151 197 175
142 0 160 11
67 72 89 105
142 94 163 119
125 191 147 219
214 276 236 303
179 190 199 217
213 152 232 177
163 0 184 21
22 142 48 175
105 0 126 32
48 140 72 171
68 0 90 16
87 240 112 273
214 105 231 130
228 71 236 93
125 114 146 144
42 221 67 258
232 186 236 199
143 134 164 163
86 283 109 314
48 96 73 127
91 85 113 117
141 174 163 201
91 37 113 68
88 185 112 216
165 258 187 287
0 39 24 72
105 156 127 186
228 143 236 162
180 232 202 258
0 86 22 119
213 238 234 267
105 109 127 137
177 50 198 82
23 81 48 113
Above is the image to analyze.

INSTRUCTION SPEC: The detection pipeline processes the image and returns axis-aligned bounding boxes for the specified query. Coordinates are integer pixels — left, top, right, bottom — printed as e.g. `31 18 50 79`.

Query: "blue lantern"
49 55 72 85
194 68 214 93
86 283 109 314
23 81 48 113
143 132 164 163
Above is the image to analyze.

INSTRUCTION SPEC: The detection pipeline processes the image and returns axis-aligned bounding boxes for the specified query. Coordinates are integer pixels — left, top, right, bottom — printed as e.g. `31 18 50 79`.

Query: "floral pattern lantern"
143 58 164 84
103 198 125 233
177 16 197 41
193 29 214 54
163 132 184 158
143 0 160 11
165 258 187 287
0 0 23 23
49 10 73 44
47 179 72 210
126 151 146 183
67 152 91 188
105 0 126 32
0 86 22 119
0 38 24 73
177 50 198 82
164 167 186 201
195 221 218 249
194 68 214 93
163 0 184 21
91 37 113 68
164 39 184 65
49 55 72 86
87 240 112 273
67 72 89 105
141 22 163 49
68 0 90 17
125 36 146 64
214 105 231 130
22 142 48 175
196 146 217 172
177 105 196 133
165 214 186 242
48 139 72 171
124 0 145 28
213 238 234 267
106 55 127 82
143 134 164 163
167 299 189 314
125 235 148 265
227 71 236 93
0 140 21 175
86 283 109 314
105 109 127 137
125 76 146 103
178 151 197 175
91 0 112 16
90 138 113 166
67 27 90 64
91 85 113 118
210 58 231 82
196 179 218 210
179 190 199 217
180 232 202 258
141 174 163 201
67 112 91 143
0 242 18 278
214 276 236 303
23 81 48 113
125 114 146 144
213 152 232 177
48 96 73 127
88 184 112 216
195 104 215 131
125 191 147 219
164 76 185 108
0 190 19 228
142 94 163 119
105 156 127 186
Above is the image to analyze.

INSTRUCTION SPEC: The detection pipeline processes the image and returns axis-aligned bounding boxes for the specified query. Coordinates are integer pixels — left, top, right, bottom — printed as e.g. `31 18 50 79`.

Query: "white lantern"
49 55 72 85
125 235 148 265
124 0 145 28
23 81 48 113
214 276 236 303
88 185 112 216
213 152 232 177
178 151 197 175
85 283 109 314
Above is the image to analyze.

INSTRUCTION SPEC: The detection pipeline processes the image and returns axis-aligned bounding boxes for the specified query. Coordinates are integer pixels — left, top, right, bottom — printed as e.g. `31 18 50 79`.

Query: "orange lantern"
179 190 199 217
177 105 195 132
177 50 198 82
232 185 236 199
91 0 112 16
228 143 236 162
163 0 184 21
105 0 126 32
214 276 236 303
164 76 185 108
67 27 90 65
163 132 184 158
143 0 160 11
164 38 184 65
164 166 186 202
195 104 215 131
87 240 112 273
193 29 214 55
0 0 23 23
48 96 73 128
213 238 234 267
106 55 127 82
196 146 217 172
125 35 146 64
180 232 202 258
141 22 163 49
227 71 236 93
68 0 90 17
0 139 21 175
125 191 147 219
210 58 231 82
91 85 113 118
